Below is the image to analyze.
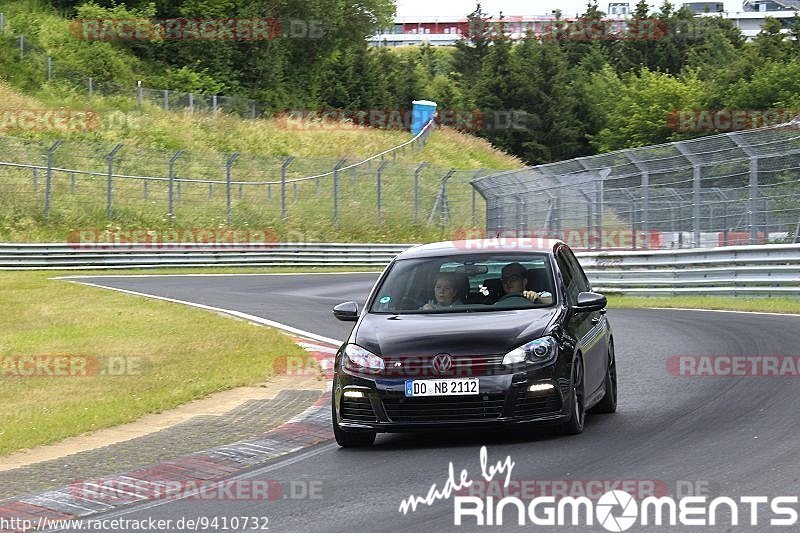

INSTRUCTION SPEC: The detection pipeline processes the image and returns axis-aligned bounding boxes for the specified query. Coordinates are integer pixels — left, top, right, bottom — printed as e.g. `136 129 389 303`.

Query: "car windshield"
369 253 556 314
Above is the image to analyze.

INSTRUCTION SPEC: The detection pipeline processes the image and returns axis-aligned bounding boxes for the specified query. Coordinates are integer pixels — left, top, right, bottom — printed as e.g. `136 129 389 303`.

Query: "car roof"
395 239 566 260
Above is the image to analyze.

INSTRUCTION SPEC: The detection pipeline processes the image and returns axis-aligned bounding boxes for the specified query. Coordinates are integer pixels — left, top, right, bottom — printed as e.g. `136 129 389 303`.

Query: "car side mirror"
333 301 359 321
572 292 607 313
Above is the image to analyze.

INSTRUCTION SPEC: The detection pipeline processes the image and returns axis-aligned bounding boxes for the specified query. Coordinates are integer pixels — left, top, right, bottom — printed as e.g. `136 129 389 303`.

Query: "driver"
500 262 553 304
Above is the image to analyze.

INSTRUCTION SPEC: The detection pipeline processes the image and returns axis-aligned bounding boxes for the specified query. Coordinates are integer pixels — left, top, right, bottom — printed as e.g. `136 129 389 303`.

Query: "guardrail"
578 244 800 296
0 243 410 269
1 242 798 296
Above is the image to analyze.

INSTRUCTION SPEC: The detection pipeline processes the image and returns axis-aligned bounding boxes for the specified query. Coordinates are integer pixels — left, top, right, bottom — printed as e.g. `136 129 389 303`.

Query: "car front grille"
382 394 505 422
381 354 506 378
340 396 377 422
513 392 563 418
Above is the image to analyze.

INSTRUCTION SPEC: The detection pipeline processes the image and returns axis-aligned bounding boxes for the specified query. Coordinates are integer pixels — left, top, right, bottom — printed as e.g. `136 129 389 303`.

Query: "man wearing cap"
500 262 554 304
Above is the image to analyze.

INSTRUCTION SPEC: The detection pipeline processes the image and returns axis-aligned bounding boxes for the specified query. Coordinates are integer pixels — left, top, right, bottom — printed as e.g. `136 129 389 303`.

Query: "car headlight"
343 344 385 373
502 336 558 365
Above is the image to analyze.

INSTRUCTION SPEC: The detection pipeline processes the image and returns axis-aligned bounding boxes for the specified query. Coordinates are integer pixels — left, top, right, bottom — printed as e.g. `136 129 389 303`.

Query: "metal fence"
0 123 488 231
2 30 271 118
472 121 800 249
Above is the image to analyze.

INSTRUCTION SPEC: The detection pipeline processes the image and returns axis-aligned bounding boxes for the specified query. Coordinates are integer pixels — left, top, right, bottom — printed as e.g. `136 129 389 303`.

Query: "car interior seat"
526 268 553 293
481 278 503 302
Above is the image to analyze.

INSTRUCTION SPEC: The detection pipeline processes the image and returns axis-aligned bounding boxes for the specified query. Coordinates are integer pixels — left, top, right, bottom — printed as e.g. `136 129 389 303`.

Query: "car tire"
589 342 617 414
560 356 585 435
332 390 376 448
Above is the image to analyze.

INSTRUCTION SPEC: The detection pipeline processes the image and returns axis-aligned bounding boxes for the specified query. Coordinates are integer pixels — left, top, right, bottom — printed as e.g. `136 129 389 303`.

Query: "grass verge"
608 295 800 315
0 271 310 457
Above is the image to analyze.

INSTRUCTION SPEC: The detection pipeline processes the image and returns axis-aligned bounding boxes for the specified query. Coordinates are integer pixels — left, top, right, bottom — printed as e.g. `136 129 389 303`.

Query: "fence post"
143 179 148 200
208 183 213 199
625 152 651 248
376 160 389 224
250 101 256 119
226 152 239 225
168 150 184 222
333 159 346 227
44 140 63 219
19 35 23 60
137 81 143 106
106 144 123 217
676 144 702 247
748 156 760 244
728 133 763 245
471 169 484 226
795 219 800 244
47 56 52 81
163 89 169 111
33 168 38 191
188 93 194 113
212 95 218 112
413 162 427 223
428 169 455 228
88 76 93 96
70 172 75 193
281 156 294 220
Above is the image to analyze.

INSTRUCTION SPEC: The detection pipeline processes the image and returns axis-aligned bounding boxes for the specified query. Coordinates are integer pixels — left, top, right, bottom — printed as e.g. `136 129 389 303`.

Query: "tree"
587 66 705 151
452 3 492 105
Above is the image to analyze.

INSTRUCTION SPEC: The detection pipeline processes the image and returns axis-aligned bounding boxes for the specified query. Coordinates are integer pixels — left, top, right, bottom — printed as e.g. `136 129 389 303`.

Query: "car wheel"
589 342 617 414
332 387 376 448
560 356 585 435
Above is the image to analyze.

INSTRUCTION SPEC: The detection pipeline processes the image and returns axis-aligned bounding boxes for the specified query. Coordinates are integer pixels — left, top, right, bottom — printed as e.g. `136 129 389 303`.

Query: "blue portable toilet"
411 100 437 134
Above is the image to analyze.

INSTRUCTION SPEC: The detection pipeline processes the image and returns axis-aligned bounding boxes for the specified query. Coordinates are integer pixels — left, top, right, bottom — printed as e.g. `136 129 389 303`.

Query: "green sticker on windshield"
379 296 391 304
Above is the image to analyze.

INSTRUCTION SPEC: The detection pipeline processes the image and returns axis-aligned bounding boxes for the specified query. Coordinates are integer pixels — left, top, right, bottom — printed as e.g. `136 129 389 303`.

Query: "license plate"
404 378 479 397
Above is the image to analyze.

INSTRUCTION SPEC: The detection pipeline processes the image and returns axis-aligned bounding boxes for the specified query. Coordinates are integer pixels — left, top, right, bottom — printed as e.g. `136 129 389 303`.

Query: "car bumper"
334 364 573 433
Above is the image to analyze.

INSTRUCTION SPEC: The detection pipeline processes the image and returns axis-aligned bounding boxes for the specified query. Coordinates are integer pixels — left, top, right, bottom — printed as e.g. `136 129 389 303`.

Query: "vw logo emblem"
431 353 453 375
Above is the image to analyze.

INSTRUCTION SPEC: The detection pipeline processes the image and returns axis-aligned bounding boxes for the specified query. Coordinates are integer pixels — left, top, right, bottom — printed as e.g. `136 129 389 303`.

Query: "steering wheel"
497 293 530 302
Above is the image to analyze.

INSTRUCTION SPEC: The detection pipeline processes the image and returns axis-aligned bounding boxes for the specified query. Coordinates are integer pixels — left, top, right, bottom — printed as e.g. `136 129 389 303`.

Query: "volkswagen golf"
330 239 616 447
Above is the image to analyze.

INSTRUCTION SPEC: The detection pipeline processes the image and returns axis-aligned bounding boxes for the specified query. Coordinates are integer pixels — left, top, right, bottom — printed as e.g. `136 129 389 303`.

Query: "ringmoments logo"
398 447 800 529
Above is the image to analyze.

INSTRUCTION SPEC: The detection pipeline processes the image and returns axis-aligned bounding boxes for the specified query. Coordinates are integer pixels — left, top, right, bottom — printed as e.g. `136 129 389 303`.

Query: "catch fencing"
472 121 800 249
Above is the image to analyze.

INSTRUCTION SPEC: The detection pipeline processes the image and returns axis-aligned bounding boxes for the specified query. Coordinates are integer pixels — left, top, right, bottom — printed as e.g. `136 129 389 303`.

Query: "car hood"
353 308 559 357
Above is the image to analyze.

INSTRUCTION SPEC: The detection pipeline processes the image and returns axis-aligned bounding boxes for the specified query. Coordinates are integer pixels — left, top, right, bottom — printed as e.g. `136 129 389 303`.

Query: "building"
743 0 800 10
369 3 800 47
696 7 799 38
607 3 630 15
681 2 725 12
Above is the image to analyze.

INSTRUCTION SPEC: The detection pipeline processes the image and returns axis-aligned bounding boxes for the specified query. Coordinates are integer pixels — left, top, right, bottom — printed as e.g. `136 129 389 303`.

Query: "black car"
330 239 616 447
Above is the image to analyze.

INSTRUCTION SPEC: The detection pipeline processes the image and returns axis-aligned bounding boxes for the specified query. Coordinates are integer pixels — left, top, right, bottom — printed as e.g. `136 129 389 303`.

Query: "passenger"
500 262 554 304
421 272 464 310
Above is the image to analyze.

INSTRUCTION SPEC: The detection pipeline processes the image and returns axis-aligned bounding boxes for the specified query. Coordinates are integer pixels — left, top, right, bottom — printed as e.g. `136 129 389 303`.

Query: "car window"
370 253 555 314
556 248 582 305
563 247 590 293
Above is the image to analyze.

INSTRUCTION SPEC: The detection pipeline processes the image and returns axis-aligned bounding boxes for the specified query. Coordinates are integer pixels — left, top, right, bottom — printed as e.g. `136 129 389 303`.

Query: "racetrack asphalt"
34 274 800 532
